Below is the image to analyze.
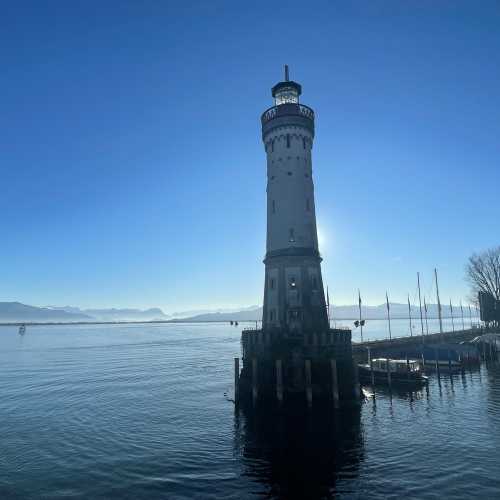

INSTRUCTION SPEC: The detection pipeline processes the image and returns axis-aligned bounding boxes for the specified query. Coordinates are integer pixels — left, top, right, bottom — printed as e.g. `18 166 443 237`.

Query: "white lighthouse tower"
261 67 329 334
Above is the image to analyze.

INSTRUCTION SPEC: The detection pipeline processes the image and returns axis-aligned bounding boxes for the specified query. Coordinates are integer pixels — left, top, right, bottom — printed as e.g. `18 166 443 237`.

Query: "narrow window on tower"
303 137 306 150
289 228 295 242
269 309 276 321
271 140 274 152
272 200 276 213
269 277 275 289
286 134 290 148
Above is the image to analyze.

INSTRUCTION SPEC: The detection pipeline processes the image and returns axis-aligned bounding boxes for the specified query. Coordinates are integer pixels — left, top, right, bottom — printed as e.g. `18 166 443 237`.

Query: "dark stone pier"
235 327 360 409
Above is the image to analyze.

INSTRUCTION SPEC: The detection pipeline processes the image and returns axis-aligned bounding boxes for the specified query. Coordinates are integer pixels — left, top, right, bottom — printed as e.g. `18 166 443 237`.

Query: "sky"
1 1 499 312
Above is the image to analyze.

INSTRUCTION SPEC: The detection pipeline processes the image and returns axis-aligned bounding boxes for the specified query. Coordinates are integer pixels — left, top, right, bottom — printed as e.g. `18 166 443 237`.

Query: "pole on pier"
305 360 313 408
424 297 429 335
408 294 413 337
234 357 240 406
330 359 340 409
460 301 465 331
252 358 258 405
417 272 425 337
406 355 411 382
386 292 392 340
358 290 364 342
386 358 392 388
450 300 455 332
435 268 443 337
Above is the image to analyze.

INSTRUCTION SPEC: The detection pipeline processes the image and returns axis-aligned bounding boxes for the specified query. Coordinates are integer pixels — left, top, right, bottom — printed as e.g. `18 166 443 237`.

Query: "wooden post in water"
331 359 340 409
234 357 240 406
386 358 392 388
368 347 375 386
421 350 426 374
276 359 283 404
252 358 258 405
448 349 452 373
352 359 361 400
406 355 411 382
305 360 312 408
435 348 441 379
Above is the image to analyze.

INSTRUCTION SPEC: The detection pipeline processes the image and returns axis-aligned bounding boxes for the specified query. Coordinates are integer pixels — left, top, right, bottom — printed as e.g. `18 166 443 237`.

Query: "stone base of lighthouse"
236 328 360 409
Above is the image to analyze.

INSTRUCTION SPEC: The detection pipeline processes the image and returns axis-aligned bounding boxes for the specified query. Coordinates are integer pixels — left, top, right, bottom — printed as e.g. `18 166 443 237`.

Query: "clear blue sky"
1 1 499 311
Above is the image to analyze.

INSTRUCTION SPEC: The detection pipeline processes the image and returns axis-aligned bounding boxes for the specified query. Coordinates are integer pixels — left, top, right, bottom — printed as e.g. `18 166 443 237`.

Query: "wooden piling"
330 359 340 409
421 351 426 374
234 357 239 406
406 355 411 381
448 349 452 373
435 348 441 379
305 360 312 408
252 358 258 404
353 359 361 400
386 358 392 387
276 359 283 404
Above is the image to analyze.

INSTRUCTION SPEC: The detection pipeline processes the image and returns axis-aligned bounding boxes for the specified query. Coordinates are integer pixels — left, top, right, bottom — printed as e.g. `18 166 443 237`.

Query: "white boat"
358 358 428 385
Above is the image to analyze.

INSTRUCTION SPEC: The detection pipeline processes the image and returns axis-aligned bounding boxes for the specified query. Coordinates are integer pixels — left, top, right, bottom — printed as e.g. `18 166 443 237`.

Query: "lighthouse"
235 68 357 409
261 66 328 334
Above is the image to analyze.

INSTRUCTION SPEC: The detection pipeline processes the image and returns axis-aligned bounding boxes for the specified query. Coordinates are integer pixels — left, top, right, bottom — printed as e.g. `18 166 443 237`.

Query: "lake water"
1 322 499 499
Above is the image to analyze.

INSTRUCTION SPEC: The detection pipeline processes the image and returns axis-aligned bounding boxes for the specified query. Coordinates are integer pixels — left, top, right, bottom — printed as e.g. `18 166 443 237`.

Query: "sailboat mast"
434 268 443 335
386 291 392 340
424 297 429 335
408 294 413 337
326 285 330 328
450 299 455 332
417 272 424 336
460 300 465 330
358 289 363 342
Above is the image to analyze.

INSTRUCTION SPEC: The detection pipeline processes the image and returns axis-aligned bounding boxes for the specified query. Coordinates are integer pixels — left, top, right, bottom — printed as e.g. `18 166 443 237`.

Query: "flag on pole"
358 289 362 307
386 291 390 311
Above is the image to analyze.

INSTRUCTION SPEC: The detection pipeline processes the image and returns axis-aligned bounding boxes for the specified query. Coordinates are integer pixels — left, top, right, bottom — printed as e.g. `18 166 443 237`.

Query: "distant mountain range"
0 302 169 323
0 301 477 324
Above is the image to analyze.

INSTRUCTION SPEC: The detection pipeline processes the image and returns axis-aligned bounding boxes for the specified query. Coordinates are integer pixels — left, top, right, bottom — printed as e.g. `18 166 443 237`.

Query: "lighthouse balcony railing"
261 103 315 126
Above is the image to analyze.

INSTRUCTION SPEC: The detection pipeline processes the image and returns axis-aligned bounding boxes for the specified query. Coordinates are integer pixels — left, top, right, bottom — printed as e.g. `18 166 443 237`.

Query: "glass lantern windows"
274 86 299 106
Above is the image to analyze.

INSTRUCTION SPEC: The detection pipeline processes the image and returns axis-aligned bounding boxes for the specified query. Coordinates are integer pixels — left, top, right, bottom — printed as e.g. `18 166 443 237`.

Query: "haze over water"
1 322 499 499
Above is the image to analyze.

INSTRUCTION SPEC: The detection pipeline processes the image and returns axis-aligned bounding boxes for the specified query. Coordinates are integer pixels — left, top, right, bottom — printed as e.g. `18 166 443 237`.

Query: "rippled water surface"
1 323 499 499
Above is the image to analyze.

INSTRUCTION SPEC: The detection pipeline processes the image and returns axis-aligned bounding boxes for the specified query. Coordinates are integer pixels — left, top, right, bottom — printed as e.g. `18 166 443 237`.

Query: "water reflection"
235 405 363 499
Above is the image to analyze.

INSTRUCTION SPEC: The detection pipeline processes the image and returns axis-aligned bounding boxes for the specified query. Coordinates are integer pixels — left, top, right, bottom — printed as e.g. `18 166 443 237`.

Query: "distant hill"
47 306 169 322
82 308 168 322
0 302 93 323
0 303 169 323
176 307 262 322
